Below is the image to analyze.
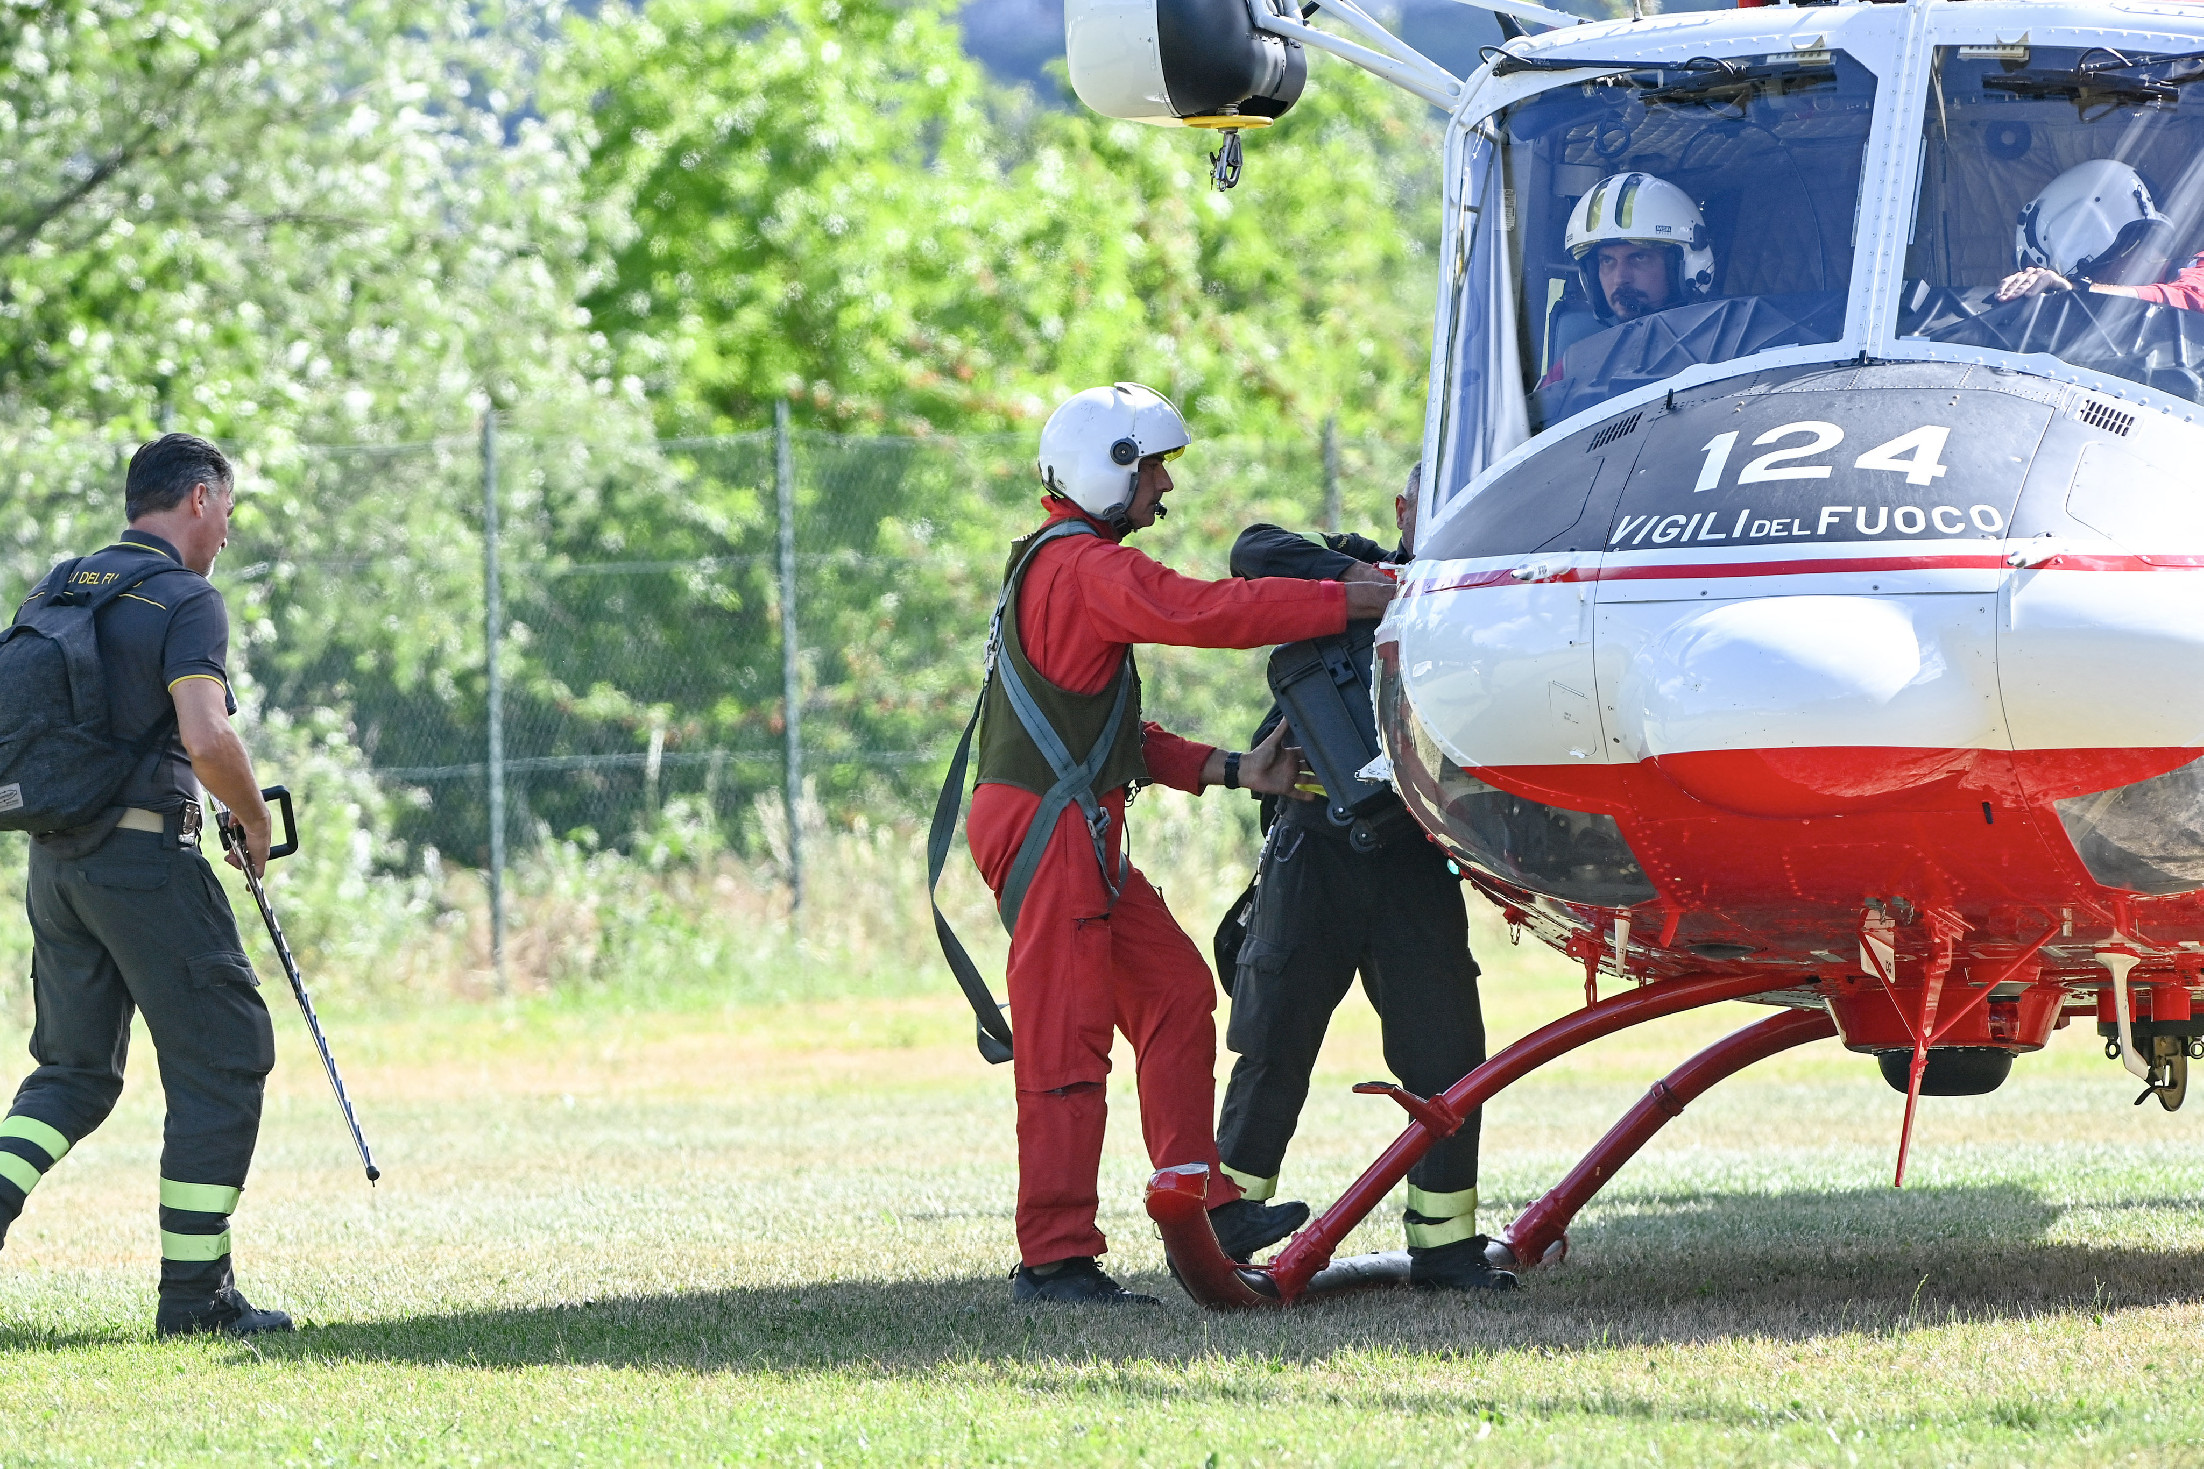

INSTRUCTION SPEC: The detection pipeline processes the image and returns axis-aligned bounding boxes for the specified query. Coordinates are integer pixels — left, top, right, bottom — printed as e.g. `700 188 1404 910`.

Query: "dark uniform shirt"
1230 524 1404 830
16 530 233 812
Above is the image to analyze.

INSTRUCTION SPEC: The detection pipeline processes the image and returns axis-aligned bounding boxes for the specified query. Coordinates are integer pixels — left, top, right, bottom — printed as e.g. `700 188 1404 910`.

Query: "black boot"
155 1285 295 1338
1207 1197 1309 1262
1009 1257 1162 1305
1409 1234 1519 1293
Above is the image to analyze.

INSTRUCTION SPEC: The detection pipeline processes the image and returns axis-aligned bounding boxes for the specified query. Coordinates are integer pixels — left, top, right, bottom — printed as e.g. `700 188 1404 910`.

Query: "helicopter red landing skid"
1494 1006 1837 1271
1149 970 1779 1308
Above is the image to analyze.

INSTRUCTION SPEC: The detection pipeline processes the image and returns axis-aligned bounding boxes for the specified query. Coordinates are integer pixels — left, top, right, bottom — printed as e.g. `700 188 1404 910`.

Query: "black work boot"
1009 1257 1162 1305
1207 1197 1309 1262
1409 1234 1520 1293
155 1285 295 1338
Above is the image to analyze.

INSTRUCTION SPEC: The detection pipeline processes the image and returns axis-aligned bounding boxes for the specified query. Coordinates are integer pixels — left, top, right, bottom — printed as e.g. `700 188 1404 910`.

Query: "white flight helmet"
2016 160 2174 285
1037 383 1191 531
1565 172 1716 322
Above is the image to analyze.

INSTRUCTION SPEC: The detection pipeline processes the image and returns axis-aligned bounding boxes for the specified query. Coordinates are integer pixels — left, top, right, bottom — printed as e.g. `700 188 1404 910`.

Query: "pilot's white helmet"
1565 172 1716 320
2016 160 2173 284
1037 383 1191 530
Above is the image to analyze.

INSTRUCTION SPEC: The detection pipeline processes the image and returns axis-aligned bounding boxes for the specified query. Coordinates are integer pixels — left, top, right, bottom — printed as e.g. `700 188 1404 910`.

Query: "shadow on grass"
199 1182 2204 1373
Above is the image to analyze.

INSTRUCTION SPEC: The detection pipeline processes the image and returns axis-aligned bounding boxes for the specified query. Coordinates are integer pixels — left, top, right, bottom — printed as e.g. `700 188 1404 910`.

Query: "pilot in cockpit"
1539 171 1717 391
1990 161 2197 309
1568 172 1716 324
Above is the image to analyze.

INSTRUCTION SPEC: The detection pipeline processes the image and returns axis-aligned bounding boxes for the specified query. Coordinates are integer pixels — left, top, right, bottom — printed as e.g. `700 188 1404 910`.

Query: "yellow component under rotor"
1181 115 1275 129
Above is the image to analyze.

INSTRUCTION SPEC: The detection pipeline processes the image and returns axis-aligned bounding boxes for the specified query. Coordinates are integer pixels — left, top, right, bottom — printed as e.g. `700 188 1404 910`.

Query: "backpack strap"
18 558 103 726
25 556 197 773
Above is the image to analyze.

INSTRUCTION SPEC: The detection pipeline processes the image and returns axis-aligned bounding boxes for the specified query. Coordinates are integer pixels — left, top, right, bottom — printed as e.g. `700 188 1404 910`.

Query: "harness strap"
993 649 1131 936
926 686 1014 1064
926 518 1136 1063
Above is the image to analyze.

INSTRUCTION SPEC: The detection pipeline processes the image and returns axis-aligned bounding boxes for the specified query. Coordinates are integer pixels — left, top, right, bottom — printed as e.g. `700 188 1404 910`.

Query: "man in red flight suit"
967 383 1396 1305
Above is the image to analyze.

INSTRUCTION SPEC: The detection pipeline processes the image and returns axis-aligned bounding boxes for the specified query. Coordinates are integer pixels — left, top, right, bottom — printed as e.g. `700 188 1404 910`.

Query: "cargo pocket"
186 952 260 990
182 951 274 1075
1225 935 1294 1053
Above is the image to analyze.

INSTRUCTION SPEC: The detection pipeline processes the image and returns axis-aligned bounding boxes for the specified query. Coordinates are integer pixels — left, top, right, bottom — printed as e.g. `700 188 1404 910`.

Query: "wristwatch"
1223 751 1242 790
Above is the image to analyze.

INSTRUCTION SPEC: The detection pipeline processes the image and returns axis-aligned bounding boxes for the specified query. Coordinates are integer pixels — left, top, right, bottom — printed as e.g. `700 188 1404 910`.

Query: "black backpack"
0 557 189 833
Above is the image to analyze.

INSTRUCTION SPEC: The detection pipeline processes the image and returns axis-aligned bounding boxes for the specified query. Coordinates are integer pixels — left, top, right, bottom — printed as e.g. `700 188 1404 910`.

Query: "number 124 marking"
1693 421 1951 491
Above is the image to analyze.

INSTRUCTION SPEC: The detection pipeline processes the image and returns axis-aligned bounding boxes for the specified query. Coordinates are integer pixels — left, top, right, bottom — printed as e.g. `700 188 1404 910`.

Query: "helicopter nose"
1616 594 2001 818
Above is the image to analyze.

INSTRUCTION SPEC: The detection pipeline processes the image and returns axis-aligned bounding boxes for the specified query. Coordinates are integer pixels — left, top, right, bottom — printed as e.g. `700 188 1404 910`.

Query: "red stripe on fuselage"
1416 551 2204 596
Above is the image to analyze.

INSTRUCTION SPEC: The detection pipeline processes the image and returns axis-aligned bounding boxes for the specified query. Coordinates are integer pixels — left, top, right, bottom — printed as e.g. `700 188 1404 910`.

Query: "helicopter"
1062 0 2204 1306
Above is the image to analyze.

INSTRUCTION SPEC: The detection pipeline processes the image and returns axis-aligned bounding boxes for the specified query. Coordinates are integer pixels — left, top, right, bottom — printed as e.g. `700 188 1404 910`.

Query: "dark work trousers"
2 827 274 1305
1216 816 1485 1202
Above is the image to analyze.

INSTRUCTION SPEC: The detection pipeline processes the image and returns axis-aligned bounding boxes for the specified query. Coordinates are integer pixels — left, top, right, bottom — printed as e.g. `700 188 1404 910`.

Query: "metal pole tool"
215 787 381 1185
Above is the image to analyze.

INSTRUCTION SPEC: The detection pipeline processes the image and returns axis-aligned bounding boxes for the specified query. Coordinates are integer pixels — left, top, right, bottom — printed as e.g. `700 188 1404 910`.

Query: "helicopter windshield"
1900 46 2204 402
1434 53 1879 503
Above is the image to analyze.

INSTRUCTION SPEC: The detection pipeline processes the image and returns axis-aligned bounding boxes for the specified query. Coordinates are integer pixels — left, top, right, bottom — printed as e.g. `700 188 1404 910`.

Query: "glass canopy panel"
1901 46 2204 401
1435 55 1879 505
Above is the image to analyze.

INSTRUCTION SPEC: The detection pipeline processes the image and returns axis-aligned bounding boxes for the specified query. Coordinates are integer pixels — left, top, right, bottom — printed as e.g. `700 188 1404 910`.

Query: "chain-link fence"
4 415 1420 967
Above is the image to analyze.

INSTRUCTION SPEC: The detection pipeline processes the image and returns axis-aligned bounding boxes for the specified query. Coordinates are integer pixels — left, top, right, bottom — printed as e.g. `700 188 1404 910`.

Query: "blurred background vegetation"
0 0 1594 1011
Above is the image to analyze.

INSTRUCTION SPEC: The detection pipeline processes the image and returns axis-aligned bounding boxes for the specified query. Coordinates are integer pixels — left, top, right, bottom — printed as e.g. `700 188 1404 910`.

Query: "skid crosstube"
1149 972 1801 1307
1495 1006 1836 1270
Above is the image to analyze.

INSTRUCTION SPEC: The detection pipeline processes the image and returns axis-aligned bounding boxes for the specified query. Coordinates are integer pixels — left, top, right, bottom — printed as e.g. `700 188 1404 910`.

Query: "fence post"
775 401 805 915
482 410 508 994
1322 416 1342 534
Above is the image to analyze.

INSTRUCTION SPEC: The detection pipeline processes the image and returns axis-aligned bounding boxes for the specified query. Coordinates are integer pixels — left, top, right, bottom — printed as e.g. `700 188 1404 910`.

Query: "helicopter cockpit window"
1435 54 1878 504
1901 46 2204 402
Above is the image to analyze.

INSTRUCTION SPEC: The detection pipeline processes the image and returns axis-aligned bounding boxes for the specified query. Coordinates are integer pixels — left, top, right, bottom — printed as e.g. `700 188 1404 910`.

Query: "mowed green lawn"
0 919 2200 1466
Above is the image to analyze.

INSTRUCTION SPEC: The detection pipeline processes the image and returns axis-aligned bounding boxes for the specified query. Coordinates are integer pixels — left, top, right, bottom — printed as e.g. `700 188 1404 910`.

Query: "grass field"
0 905 2201 1466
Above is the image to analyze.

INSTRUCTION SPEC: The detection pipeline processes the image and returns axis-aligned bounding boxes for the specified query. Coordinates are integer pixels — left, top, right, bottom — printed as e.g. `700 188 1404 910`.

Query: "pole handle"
262 786 299 860
211 788 298 862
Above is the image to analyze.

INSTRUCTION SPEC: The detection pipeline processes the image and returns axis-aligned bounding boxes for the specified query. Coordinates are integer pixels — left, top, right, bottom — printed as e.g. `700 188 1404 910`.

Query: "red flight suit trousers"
967 781 1239 1266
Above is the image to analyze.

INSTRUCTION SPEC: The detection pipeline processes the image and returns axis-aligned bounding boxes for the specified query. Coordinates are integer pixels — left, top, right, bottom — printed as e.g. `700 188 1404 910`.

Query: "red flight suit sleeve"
1139 722 1215 794
2130 255 2204 312
1071 539 1347 651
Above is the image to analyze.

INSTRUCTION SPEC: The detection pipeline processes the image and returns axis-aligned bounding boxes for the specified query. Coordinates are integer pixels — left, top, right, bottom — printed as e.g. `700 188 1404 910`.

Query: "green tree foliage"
0 0 614 443
0 1 659 872
512 0 1446 838
558 0 1444 444
1 0 1443 874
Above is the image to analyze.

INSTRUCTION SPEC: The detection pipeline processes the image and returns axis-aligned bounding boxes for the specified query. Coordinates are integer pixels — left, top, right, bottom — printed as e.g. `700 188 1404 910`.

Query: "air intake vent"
2078 399 2134 436
1588 412 1642 451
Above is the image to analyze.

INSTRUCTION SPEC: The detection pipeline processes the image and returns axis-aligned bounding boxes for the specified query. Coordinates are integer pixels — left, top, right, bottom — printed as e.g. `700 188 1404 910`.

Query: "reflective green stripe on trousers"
0 1115 69 1165
1405 1183 1479 1248
1407 1184 1476 1219
1222 1164 1277 1201
159 1179 242 1214
160 1230 233 1262
0 1152 41 1196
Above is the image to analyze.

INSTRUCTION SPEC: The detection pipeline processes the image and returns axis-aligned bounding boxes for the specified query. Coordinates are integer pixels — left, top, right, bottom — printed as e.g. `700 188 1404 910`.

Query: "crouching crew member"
1214 464 1515 1291
0 434 290 1336
968 384 1396 1305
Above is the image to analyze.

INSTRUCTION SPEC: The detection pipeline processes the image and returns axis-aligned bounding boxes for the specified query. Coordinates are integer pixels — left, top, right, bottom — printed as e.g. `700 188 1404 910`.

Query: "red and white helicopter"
1064 0 2204 1306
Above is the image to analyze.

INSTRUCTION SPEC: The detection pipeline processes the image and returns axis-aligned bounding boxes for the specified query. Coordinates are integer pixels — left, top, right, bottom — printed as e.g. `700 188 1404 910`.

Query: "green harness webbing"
927 519 1135 1064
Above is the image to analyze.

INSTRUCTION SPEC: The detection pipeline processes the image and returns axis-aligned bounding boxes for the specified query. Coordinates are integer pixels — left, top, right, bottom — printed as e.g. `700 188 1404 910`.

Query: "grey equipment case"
1265 632 1418 855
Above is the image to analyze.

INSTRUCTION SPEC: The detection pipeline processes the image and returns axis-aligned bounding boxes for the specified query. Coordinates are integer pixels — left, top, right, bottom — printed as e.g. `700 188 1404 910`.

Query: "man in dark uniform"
1215 463 1515 1292
2 433 290 1336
